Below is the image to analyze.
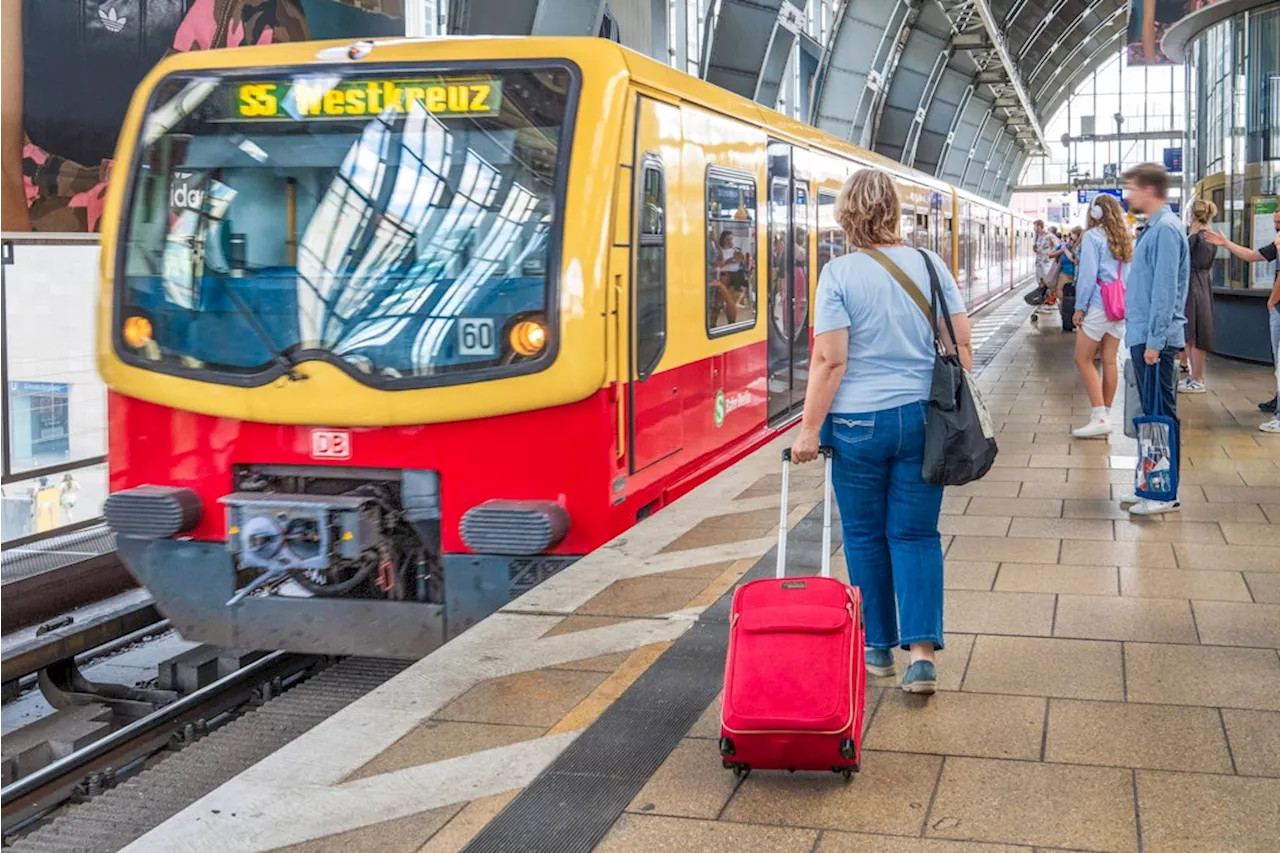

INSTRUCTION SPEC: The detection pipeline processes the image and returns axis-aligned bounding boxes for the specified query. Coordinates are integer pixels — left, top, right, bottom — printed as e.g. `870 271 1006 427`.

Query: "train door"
766 141 809 424
628 97 681 473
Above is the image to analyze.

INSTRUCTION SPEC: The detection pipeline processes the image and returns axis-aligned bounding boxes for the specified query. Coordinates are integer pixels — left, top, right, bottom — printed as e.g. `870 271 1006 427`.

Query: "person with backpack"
1071 195 1133 438
791 169 973 695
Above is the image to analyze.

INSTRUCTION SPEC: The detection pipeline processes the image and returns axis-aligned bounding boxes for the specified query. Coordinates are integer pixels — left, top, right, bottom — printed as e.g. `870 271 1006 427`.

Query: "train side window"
706 169 758 335
817 190 844 278
635 158 666 380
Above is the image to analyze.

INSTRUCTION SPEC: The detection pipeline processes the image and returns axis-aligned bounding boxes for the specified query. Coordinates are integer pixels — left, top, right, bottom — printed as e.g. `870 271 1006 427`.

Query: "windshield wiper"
189 186 306 382
208 272 308 382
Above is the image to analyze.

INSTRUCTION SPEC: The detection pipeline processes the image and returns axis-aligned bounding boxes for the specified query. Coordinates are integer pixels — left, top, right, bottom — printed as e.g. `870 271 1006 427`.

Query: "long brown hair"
836 170 900 248
1087 194 1133 263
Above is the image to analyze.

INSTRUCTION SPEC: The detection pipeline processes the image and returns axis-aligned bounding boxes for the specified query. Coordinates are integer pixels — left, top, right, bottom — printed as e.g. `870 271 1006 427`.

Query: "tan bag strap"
863 247 932 323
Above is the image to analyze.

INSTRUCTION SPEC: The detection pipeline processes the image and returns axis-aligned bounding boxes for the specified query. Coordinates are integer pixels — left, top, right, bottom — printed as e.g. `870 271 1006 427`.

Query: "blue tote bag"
1133 362 1179 502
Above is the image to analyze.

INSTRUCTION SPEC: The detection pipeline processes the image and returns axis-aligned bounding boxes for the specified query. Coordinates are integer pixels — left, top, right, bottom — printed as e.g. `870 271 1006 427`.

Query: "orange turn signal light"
123 315 153 349
509 319 547 357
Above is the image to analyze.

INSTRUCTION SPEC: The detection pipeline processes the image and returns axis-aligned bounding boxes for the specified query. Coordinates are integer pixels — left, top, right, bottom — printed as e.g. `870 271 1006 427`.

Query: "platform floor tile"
121 295 1280 853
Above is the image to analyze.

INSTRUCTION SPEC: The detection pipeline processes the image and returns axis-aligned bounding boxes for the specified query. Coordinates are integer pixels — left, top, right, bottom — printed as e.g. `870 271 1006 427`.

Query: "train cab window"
635 158 666 379
817 190 845 277
706 170 758 335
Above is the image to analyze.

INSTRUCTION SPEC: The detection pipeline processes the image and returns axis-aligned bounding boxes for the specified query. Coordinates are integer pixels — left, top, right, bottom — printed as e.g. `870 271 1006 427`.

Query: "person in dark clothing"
1206 202 1280 430
1181 200 1218 394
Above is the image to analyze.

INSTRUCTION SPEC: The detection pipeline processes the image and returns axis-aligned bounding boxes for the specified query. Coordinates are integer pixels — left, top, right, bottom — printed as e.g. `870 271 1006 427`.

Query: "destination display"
234 77 504 120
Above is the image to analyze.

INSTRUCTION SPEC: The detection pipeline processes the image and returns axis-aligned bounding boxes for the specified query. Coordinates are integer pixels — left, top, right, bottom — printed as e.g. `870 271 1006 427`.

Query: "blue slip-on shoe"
865 648 895 678
902 660 937 694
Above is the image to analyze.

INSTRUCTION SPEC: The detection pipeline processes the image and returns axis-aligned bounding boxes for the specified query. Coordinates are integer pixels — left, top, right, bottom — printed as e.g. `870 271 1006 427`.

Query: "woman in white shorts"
1071 194 1133 438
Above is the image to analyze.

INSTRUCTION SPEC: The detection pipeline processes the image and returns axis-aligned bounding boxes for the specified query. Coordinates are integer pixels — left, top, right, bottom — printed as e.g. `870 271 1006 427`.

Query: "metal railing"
1 234 110 572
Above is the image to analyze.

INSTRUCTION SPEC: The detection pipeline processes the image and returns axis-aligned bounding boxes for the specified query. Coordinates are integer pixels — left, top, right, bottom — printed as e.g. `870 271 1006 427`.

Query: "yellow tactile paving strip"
127 311 1280 853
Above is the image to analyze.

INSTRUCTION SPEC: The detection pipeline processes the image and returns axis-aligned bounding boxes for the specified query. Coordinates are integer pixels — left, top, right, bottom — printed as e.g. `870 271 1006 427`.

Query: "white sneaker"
1117 490 1140 506
1073 416 1112 439
1129 498 1181 516
1178 379 1206 394
1260 417 1280 434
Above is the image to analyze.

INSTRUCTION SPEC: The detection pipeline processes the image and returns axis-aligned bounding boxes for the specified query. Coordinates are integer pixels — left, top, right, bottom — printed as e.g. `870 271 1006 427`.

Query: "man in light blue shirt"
1122 162 1189 516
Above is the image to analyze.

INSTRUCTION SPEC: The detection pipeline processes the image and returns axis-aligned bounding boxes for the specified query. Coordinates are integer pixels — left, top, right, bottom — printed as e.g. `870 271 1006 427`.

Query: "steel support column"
977 129 1012 197
702 0 808 105
812 0 904 144
901 47 953 167
531 0 607 35
858 0 921 148
934 83 976 180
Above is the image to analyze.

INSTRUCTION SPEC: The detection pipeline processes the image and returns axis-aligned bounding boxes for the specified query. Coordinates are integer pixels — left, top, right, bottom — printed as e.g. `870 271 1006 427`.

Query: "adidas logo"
99 5 127 33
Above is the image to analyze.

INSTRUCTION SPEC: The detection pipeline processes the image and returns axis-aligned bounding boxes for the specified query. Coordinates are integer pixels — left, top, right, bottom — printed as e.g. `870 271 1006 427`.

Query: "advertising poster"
1126 0 1182 64
1126 0 1224 65
2 0 404 234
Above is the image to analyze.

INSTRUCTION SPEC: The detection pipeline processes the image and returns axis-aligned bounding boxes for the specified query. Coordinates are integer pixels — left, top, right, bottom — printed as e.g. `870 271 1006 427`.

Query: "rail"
1 650 317 833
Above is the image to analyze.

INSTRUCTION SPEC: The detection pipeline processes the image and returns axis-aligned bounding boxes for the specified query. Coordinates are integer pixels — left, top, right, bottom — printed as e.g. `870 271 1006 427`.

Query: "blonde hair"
1087 194 1133 263
1191 199 1217 225
836 170 900 249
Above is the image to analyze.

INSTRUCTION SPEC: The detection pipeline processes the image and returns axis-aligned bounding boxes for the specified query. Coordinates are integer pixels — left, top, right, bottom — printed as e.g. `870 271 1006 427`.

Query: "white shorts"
1080 302 1125 342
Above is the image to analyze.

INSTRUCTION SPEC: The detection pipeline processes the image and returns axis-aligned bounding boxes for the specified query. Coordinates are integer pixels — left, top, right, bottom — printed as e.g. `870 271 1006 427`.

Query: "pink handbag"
1099 263 1126 322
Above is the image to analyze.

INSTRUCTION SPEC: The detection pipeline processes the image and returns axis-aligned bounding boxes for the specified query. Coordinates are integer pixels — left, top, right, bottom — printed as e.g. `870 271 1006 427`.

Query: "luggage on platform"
1061 280 1077 332
719 447 865 782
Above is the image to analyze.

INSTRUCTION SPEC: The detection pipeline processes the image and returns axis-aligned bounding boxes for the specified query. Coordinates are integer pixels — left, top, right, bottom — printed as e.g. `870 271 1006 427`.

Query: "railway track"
2 655 408 851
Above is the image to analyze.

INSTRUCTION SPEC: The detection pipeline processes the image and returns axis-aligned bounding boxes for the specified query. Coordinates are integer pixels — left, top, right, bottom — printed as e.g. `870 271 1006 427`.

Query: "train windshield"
116 66 573 386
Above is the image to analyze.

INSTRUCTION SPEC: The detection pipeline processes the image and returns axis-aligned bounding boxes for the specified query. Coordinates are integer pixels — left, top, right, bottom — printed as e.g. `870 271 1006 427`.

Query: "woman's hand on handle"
792 328 849 464
791 426 822 464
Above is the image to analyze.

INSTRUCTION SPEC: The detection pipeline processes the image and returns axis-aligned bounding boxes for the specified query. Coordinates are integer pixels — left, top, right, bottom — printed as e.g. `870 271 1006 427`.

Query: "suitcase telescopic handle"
777 446 835 580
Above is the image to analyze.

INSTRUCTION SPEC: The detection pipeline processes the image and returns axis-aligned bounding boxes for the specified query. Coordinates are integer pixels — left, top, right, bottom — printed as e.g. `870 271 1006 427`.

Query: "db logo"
310 430 351 460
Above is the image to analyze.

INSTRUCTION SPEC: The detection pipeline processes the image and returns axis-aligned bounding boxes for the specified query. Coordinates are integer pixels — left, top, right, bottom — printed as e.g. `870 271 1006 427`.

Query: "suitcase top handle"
778 445 835 580
781 447 834 462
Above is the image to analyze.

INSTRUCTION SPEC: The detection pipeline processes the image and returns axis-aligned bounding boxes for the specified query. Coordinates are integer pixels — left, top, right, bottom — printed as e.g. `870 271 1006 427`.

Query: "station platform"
123 298 1279 853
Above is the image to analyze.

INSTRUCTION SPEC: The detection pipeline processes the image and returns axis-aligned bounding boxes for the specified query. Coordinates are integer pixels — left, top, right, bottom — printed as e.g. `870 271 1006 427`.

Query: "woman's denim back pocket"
830 414 876 446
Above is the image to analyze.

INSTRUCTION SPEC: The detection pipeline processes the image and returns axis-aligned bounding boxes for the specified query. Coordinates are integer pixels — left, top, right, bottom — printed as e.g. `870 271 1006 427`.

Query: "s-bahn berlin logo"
714 390 752 427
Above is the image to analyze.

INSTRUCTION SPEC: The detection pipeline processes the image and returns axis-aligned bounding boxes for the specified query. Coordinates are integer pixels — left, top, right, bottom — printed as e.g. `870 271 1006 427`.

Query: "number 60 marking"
458 318 496 356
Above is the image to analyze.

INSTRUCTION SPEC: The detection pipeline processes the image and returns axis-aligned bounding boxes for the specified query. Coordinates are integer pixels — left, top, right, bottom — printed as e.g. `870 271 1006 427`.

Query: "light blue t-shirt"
814 247 965 414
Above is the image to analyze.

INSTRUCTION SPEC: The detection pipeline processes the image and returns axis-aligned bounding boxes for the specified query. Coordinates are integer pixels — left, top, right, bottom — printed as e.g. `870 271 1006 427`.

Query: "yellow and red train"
99 37 1034 657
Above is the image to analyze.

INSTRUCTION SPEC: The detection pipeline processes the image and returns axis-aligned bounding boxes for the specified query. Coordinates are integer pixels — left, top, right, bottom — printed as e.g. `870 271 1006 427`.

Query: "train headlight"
509 319 547 357
123 315 153 349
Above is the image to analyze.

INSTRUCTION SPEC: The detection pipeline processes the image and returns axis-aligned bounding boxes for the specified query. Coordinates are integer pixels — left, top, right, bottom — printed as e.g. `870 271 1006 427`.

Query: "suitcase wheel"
839 739 856 760
718 737 735 757
841 767 855 783
723 761 750 779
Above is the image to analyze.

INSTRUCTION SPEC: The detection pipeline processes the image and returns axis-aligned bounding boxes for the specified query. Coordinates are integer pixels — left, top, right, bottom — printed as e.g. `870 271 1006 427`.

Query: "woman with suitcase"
790 169 972 695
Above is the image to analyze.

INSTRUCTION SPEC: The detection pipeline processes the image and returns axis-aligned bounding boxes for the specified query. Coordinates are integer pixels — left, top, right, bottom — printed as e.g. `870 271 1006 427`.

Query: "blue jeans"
1130 344 1181 498
820 400 945 652
1264 307 1274 371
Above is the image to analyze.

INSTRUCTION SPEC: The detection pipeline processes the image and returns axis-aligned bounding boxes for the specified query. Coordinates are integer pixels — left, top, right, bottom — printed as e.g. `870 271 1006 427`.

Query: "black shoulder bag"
864 248 999 486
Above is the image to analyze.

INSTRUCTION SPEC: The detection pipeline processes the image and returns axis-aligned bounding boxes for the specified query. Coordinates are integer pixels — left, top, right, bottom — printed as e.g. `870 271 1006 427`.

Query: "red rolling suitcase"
719 447 865 782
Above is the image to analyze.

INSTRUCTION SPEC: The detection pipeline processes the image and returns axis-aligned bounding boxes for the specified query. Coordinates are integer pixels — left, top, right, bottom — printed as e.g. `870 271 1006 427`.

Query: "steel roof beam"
968 0 1048 152
901 46 954 168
